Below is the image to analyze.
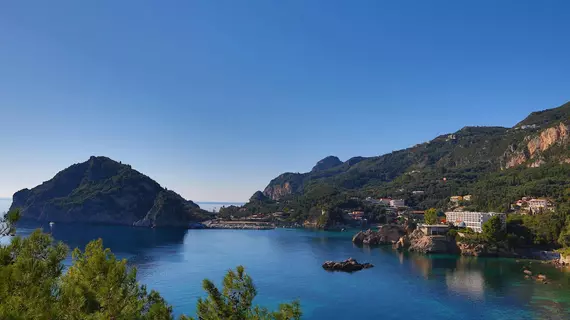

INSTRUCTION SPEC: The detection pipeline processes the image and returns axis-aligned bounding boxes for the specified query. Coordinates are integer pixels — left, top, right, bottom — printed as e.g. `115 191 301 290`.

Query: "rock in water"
322 258 374 272
10 156 208 228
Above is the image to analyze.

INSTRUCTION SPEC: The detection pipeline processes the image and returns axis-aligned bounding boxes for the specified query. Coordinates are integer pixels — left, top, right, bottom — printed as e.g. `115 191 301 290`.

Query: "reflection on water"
403 252 570 319
6 222 570 319
14 219 188 266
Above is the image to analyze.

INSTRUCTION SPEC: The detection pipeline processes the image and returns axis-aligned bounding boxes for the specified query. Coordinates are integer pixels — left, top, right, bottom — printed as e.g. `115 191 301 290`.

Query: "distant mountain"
261 101 570 210
10 156 208 228
311 156 343 172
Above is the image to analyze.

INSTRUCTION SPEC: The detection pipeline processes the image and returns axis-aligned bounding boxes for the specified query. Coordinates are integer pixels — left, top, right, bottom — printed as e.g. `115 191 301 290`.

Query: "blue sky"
1 0 569 202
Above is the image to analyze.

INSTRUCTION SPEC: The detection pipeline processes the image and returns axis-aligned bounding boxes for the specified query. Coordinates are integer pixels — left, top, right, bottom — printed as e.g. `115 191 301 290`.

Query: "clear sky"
1 0 569 202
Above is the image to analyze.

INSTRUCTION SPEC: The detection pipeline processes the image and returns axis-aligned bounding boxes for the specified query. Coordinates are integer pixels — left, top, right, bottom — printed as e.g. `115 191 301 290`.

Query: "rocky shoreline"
203 220 275 230
352 226 558 259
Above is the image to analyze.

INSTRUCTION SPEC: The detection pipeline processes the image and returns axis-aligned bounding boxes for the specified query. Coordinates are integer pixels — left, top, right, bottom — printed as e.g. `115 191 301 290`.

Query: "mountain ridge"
261 102 570 210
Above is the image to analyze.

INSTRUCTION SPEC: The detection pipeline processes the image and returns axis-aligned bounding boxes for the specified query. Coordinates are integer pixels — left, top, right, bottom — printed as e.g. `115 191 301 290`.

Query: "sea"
1 199 570 319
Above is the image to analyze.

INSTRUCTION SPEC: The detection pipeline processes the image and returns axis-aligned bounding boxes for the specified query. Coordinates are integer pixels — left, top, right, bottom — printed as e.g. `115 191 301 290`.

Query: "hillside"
10 156 208 227
515 101 570 128
247 101 570 222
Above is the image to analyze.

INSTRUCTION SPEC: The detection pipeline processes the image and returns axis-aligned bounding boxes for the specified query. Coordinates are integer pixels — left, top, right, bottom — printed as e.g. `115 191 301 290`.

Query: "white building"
445 211 506 233
390 199 405 208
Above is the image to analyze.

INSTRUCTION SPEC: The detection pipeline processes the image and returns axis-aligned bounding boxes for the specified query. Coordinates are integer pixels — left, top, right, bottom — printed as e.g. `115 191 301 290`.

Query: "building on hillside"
272 212 286 218
379 198 392 205
418 224 449 236
390 199 405 207
450 196 463 203
365 197 390 206
528 198 553 214
463 195 472 201
445 211 506 233
349 211 365 220
412 191 425 195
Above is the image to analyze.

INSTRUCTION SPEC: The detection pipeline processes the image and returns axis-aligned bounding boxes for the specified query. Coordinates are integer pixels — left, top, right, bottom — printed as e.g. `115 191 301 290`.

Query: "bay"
3 198 570 319
6 220 570 319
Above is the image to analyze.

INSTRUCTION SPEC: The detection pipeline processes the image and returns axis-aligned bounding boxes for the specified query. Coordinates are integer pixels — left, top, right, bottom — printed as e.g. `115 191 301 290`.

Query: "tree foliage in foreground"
183 266 301 320
0 208 20 236
0 230 302 319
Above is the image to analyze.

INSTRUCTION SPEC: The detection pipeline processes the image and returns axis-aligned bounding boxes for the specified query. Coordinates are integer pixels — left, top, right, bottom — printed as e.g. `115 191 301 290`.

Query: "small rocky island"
322 258 374 272
10 156 210 228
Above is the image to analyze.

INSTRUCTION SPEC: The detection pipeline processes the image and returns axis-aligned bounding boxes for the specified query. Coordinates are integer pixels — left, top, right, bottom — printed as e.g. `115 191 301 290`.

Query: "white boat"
49 222 55 227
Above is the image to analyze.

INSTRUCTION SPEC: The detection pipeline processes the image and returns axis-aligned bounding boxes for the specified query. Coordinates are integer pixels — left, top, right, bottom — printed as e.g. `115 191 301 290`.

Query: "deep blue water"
3 199 570 319
6 220 570 319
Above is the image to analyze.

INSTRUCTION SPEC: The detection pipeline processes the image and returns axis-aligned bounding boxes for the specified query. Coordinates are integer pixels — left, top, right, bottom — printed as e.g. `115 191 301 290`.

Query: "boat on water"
49 222 55 227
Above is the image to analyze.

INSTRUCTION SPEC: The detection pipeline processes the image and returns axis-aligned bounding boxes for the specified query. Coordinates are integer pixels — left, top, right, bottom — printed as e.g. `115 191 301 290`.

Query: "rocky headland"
10 156 209 228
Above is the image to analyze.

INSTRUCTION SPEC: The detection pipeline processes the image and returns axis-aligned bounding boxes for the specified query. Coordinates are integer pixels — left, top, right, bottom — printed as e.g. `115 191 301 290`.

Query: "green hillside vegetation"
11 156 209 227
472 164 570 212
243 102 570 233
516 101 570 127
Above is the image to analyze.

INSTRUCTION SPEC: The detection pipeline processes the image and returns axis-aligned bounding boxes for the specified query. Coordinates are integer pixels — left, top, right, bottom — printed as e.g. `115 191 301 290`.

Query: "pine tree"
184 266 301 320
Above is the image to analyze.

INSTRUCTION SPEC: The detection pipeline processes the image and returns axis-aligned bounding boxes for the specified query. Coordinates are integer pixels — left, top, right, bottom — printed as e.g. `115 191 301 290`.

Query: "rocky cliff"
10 156 208 228
503 122 569 169
394 229 457 254
263 173 302 200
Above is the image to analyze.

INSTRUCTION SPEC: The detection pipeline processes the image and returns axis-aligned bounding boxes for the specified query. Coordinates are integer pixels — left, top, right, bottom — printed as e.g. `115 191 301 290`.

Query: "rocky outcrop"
394 229 458 254
407 230 454 254
503 148 528 169
455 241 514 257
527 123 568 156
263 182 294 200
322 258 373 272
503 122 569 169
10 156 207 228
311 156 343 172
352 225 405 246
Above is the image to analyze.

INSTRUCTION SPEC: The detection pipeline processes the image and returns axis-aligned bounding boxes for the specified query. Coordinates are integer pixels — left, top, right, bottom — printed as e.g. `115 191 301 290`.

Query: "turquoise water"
3 199 570 319
7 219 570 319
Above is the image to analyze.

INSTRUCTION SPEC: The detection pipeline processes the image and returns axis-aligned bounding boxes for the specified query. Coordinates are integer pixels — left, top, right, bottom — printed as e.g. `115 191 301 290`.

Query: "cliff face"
262 172 304 200
503 122 570 169
263 181 294 200
10 156 207 228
